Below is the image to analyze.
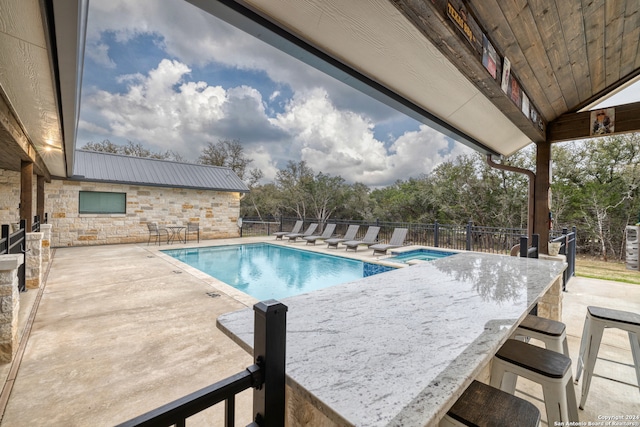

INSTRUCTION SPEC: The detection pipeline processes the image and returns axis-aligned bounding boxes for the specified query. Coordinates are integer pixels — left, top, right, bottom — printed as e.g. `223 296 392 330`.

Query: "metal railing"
240 220 280 238
551 227 577 290
116 300 287 427
0 219 26 292
241 216 577 288
242 217 526 255
519 234 539 258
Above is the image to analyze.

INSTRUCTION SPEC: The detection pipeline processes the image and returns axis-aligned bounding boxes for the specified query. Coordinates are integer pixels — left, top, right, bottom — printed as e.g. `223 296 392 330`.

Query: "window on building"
79 191 126 214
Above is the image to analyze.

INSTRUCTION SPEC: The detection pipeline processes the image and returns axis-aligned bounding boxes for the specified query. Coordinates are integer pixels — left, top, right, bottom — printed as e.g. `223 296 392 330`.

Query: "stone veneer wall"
45 179 241 247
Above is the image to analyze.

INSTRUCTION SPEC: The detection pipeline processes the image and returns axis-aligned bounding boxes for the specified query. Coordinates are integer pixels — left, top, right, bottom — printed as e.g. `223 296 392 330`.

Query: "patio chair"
273 220 303 240
304 223 336 245
370 228 408 256
147 222 169 245
186 222 200 243
342 226 380 252
287 223 318 242
325 225 360 249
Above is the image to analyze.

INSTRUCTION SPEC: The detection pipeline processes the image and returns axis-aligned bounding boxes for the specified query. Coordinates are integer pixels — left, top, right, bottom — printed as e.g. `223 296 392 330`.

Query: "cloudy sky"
78 0 640 187
78 0 474 187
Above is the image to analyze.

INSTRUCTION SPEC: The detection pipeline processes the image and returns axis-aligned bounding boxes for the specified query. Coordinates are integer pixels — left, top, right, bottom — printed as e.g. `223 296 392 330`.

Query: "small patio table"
166 226 185 244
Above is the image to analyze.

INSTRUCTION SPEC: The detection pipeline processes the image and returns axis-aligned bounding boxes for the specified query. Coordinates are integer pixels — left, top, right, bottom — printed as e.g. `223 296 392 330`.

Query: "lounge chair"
304 223 336 245
287 223 318 242
370 228 408 255
273 220 303 240
325 225 360 249
342 226 380 251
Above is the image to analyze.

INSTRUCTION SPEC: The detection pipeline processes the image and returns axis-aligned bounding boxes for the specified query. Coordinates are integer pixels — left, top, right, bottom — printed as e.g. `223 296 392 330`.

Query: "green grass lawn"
575 256 640 285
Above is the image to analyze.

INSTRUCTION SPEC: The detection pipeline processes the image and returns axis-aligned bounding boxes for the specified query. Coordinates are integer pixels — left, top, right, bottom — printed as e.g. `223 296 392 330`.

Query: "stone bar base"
537 255 566 322
286 384 341 427
0 254 23 363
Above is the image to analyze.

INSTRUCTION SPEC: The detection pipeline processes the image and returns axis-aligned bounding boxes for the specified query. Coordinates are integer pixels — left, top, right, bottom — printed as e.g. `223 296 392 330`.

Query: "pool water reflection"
163 243 394 300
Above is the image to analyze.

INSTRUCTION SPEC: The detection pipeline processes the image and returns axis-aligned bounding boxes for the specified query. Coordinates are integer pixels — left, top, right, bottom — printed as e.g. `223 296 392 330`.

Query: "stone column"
40 224 52 266
26 232 43 289
0 254 22 363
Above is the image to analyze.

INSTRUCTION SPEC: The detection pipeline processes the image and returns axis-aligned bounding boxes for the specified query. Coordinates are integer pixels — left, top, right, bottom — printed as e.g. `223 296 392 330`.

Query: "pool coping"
145 238 466 306
156 240 400 301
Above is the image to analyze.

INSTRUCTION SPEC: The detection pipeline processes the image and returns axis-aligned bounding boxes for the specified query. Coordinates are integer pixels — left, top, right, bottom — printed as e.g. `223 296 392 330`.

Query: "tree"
338 182 373 220
274 160 314 219
81 140 185 161
241 169 280 220
240 182 282 219
305 173 349 224
198 139 253 180
552 134 640 260
83 140 121 153
370 177 437 222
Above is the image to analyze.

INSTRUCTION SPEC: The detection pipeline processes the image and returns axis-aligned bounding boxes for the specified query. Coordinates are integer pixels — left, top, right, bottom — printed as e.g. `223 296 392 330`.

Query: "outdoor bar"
217 252 566 426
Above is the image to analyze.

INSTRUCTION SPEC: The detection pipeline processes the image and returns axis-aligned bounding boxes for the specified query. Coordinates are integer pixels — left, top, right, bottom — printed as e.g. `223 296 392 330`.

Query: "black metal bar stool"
490 339 579 425
440 380 540 427
513 314 570 357
575 306 640 409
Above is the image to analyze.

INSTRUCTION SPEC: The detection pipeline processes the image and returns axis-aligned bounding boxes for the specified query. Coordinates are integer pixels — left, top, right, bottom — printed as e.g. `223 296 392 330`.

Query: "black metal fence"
241 216 577 288
0 219 26 292
242 217 527 255
116 300 287 427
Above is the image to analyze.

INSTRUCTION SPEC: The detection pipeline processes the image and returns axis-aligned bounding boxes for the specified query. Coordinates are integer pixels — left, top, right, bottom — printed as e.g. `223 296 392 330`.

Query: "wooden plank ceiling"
394 0 640 143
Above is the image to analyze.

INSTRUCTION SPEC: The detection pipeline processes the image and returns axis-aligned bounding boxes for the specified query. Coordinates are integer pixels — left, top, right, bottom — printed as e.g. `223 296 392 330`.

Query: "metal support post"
252 300 287 427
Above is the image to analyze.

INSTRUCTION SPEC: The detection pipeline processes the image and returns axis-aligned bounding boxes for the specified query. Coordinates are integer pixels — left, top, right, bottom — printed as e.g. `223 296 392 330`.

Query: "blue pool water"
163 243 394 300
387 248 457 263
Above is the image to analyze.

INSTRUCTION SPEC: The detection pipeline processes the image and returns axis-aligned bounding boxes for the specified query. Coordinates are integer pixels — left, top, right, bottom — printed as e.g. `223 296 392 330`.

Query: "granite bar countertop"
217 252 566 427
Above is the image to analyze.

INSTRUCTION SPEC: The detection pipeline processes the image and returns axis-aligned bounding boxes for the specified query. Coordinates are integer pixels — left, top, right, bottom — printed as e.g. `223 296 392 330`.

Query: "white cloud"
80 59 274 159
270 89 465 186
246 145 280 182
384 125 473 180
85 42 116 69
80 0 469 186
80 58 464 187
273 89 387 180
85 0 402 122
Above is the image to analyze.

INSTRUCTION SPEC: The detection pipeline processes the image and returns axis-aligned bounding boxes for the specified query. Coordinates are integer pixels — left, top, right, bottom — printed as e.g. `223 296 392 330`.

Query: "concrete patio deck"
0 237 638 426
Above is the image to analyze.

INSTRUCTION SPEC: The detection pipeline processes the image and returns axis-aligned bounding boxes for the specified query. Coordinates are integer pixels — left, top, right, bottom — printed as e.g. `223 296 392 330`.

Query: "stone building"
46 150 249 247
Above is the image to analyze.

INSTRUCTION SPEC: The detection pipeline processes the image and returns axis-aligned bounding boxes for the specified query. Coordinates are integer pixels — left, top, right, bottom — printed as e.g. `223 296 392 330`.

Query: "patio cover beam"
0 91 51 180
548 101 640 143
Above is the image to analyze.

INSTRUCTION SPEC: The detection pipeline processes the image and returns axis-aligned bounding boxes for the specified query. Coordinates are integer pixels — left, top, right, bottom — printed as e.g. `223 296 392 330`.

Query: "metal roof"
73 150 249 193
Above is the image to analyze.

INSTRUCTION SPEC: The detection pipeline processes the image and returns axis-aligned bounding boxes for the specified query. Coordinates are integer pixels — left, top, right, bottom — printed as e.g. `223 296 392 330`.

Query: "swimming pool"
163 243 394 300
387 248 457 263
